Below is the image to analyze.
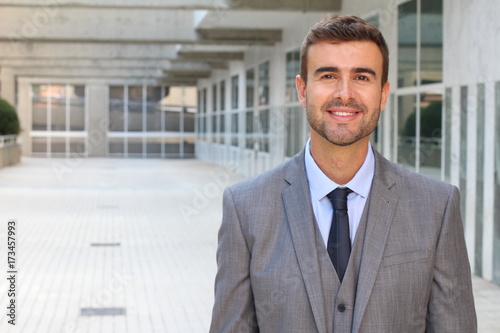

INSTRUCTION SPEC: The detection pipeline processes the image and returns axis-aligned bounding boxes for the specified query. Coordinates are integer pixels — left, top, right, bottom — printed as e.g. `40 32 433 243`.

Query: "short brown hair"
300 15 389 86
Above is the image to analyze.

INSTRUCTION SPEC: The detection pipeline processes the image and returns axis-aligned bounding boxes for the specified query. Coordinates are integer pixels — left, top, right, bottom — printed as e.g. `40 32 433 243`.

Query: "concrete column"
17 80 31 156
87 84 108 157
1 67 16 107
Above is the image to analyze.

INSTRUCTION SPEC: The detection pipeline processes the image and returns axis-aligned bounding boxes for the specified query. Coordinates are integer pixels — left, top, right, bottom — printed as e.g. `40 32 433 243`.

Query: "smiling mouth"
329 111 358 116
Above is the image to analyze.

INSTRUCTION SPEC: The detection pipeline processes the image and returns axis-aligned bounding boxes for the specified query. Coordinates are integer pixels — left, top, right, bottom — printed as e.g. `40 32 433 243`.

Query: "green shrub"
0 98 20 135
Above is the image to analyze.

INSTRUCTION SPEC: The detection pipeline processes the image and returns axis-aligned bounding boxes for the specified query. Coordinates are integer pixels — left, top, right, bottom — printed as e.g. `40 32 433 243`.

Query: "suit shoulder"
377 154 456 197
227 158 292 197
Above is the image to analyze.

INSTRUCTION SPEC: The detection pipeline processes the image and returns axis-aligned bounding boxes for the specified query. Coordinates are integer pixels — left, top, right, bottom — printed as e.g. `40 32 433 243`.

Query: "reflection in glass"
419 92 442 179
397 94 417 171
398 0 417 88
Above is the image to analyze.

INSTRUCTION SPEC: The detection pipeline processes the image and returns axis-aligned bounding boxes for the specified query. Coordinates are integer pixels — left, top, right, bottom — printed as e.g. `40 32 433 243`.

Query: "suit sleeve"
209 187 259 333
426 186 477 332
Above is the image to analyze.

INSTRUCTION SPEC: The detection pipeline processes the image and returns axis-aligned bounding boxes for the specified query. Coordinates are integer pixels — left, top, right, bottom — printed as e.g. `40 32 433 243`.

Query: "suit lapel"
282 151 331 333
352 150 399 333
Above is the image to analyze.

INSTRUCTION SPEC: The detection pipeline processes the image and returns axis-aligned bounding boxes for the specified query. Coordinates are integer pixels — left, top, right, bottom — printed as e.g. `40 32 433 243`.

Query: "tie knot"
327 187 352 210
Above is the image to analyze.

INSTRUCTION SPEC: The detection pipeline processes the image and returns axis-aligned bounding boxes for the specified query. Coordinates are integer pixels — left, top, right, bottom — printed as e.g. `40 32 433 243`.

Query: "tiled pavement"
0 157 498 332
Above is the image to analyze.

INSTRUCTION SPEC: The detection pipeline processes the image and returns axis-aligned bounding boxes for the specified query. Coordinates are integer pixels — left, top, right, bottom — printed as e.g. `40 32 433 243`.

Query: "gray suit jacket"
210 148 477 332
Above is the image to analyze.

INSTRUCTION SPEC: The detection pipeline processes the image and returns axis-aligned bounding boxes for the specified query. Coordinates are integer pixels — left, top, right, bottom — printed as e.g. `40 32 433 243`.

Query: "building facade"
0 0 499 284
194 0 500 285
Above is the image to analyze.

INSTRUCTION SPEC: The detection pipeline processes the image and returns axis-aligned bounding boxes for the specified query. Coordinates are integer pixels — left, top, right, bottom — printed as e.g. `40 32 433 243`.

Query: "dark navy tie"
327 187 352 282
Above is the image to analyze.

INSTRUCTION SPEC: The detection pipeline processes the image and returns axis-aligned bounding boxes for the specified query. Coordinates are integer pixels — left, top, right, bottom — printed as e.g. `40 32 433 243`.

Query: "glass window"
164 110 181 132
51 137 66 154
146 86 162 132
398 0 417 88
31 137 47 153
246 68 254 108
459 86 468 220
421 0 443 84
285 106 306 158
108 138 125 154
258 62 270 106
212 83 218 112
419 92 442 179
246 110 254 149
231 75 239 110
494 81 500 284
69 85 85 131
32 84 48 131
220 80 226 111
184 109 196 133
397 94 417 171
231 113 239 147
50 85 66 131
285 50 300 103
444 87 452 183
128 86 143 132
109 86 125 132
398 0 443 87
475 83 485 275
258 109 269 152
127 137 143 155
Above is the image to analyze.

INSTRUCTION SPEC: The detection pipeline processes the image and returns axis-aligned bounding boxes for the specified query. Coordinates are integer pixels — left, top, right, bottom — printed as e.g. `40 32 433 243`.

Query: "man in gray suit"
210 15 476 332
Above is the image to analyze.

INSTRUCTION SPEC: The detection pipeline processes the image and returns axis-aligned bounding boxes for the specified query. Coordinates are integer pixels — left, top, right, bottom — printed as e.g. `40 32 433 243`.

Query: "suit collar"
351 149 399 332
283 149 333 333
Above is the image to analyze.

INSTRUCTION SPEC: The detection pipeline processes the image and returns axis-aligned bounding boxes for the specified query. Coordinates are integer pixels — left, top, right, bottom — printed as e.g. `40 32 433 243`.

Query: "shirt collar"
304 138 375 201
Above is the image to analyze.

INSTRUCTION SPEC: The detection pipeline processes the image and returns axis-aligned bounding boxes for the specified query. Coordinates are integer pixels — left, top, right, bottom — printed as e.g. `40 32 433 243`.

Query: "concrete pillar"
87 84 108 157
1 67 16 107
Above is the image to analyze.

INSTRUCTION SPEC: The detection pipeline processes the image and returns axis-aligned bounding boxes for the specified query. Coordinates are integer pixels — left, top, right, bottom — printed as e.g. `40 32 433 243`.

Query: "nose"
333 78 355 104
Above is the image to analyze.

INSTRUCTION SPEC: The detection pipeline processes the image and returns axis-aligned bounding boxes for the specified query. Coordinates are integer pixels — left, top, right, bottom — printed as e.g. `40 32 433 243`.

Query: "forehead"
307 40 384 73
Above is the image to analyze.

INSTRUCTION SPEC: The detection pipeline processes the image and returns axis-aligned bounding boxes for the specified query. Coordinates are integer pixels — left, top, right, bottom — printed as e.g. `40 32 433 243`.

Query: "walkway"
0 158 498 332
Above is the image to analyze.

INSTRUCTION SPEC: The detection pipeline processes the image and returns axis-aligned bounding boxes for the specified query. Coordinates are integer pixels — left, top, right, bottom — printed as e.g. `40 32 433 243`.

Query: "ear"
380 81 391 111
295 75 307 108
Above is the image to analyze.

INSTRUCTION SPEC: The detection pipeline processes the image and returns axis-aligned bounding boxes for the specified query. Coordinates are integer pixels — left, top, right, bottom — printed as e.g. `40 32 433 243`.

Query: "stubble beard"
306 98 381 147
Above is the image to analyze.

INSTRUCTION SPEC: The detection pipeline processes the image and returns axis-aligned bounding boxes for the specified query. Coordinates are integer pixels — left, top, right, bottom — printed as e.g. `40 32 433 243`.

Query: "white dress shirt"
304 139 375 246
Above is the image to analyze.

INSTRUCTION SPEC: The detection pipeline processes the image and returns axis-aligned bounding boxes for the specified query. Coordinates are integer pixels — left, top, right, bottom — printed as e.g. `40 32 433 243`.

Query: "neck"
309 132 370 185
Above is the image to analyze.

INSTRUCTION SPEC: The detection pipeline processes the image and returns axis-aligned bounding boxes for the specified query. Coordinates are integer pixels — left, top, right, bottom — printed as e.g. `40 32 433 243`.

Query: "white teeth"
331 111 356 116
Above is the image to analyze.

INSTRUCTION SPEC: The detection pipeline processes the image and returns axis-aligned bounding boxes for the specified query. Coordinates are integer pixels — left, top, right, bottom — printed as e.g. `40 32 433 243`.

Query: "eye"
356 75 369 81
321 74 334 79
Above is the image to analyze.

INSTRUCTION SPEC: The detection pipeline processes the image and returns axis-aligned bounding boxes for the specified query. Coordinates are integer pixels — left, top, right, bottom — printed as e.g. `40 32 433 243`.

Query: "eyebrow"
314 66 377 78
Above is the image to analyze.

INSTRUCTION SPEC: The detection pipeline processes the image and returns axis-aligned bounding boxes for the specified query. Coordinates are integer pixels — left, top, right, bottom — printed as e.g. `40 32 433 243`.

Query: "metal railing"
0 135 18 148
